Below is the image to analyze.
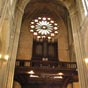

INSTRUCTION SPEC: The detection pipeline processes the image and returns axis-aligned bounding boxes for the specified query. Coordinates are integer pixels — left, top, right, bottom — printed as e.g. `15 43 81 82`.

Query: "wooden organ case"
31 40 58 67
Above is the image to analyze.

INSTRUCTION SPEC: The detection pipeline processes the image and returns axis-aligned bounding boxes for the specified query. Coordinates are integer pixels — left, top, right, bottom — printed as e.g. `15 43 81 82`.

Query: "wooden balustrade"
14 60 78 85
15 60 77 70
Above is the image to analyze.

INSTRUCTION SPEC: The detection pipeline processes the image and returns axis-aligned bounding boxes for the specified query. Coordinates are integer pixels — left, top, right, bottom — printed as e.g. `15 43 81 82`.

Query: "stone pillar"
5 7 24 88
0 61 8 88
69 8 88 88
0 0 17 88
67 15 76 62
1 1 31 88
0 5 23 88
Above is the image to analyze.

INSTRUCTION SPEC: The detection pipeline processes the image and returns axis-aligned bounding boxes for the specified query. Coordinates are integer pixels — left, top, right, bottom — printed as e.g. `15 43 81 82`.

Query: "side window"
82 0 88 16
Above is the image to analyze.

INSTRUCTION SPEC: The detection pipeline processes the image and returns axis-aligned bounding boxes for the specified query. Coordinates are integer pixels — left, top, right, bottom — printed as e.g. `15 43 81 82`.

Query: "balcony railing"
15 60 78 83
15 60 77 70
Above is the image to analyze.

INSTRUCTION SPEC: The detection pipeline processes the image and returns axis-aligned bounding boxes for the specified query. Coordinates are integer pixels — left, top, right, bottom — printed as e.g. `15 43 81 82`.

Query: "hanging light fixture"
30 74 39 78
27 70 35 74
53 75 63 79
57 72 64 76
29 16 59 40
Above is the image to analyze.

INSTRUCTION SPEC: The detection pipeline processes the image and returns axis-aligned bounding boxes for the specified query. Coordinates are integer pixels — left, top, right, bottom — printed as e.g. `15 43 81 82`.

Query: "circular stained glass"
29 17 59 39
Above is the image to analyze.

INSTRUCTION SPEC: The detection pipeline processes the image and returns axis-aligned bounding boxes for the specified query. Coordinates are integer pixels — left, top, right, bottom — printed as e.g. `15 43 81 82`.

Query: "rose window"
29 17 59 40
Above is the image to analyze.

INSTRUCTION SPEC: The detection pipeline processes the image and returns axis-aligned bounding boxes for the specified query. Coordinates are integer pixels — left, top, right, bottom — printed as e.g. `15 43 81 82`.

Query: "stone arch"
14 1 88 88
15 0 71 61
7 1 80 88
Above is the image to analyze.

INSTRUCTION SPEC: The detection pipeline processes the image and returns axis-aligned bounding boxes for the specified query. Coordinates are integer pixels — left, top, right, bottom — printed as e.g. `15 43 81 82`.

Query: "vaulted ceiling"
22 0 69 25
21 0 72 42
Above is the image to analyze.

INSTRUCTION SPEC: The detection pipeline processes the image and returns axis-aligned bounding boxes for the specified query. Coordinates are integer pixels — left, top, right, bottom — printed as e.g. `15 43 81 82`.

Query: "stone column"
67 14 76 62
1 0 31 88
0 61 8 88
69 8 88 88
0 6 23 88
5 7 24 88
0 0 17 88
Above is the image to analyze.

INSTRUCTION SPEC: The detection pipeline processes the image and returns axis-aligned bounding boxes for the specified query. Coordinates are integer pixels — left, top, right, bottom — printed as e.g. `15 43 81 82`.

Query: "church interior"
0 0 88 88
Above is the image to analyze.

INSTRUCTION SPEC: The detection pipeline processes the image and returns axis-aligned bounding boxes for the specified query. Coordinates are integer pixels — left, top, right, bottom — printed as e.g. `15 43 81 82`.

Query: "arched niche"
16 0 74 62
6 0 80 88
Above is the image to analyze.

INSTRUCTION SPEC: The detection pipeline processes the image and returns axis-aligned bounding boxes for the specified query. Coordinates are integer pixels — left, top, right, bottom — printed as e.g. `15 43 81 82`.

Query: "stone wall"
17 20 33 60
0 0 88 88
17 17 70 61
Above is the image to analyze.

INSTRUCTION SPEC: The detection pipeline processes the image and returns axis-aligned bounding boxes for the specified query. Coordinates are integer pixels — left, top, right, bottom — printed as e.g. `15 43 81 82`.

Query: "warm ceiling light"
4 55 9 61
50 20 54 23
43 17 46 20
0 54 2 58
54 27 58 30
28 70 34 74
85 58 88 63
35 19 38 22
37 36 40 38
48 36 51 39
54 23 58 26
0 54 9 61
30 30 34 32
30 75 39 78
34 32 37 35
42 36 46 38
58 72 64 76
31 25 35 28
38 17 41 19
51 33 55 36
54 76 63 79
55 31 58 34
31 22 34 24
47 18 51 20
42 25 47 29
